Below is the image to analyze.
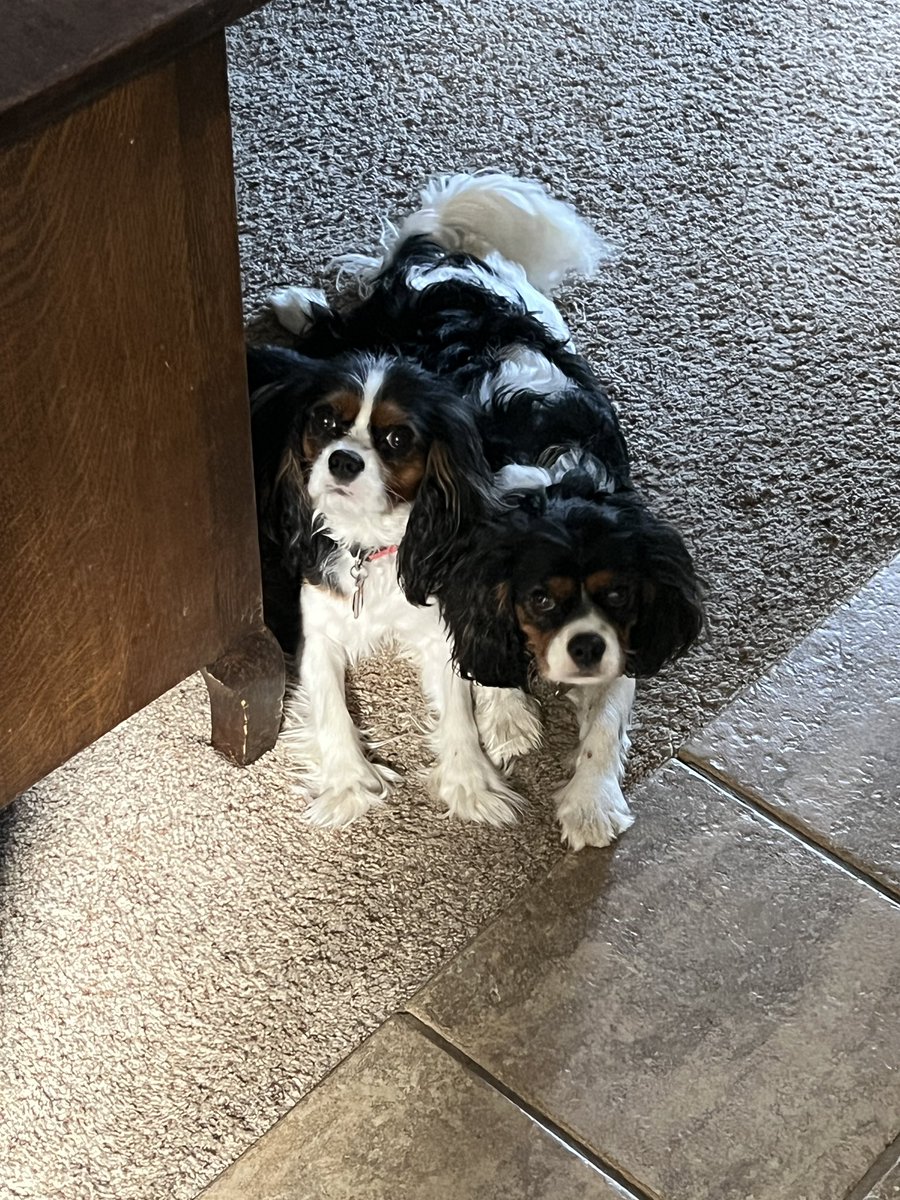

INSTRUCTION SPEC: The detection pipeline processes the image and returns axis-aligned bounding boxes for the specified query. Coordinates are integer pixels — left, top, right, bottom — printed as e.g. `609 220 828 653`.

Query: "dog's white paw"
554 773 634 851
300 760 399 828
475 688 543 769
269 285 329 336
430 756 525 827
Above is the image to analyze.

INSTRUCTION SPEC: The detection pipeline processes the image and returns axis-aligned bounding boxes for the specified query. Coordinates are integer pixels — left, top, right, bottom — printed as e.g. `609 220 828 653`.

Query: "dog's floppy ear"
424 518 532 690
398 399 496 605
246 343 313 393
448 575 531 689
247 345 331 600
246 346 326 509
626 506 705 677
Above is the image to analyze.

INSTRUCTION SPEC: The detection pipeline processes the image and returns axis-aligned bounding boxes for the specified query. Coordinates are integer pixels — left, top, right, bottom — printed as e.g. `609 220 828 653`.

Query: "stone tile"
682 554 900 896
410 762 900 1200
865 1155 900 1200
199 1015 633 1200
864 1156 900 1200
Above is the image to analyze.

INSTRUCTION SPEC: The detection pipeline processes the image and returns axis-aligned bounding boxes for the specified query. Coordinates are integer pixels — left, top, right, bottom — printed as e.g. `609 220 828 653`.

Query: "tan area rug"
2 0 900 1196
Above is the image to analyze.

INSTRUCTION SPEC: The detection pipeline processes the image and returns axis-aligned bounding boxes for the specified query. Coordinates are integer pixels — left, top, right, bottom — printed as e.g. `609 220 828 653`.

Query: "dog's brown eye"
311 405 338 434
530 588 556 613
382 426 413 454
605 588 629 609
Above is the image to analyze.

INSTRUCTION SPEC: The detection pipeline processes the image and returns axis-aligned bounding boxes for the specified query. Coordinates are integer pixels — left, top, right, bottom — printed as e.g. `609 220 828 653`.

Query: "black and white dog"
257 171 704 848
248 342 524 829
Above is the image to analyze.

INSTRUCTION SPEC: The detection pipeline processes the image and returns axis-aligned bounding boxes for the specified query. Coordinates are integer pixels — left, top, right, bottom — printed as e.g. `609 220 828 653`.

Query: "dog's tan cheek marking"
614 619 634 655
515 604 552 673
386 453 427 503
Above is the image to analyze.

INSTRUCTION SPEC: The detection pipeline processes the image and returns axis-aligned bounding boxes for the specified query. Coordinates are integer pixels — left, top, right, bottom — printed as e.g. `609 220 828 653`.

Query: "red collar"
365 544 399 562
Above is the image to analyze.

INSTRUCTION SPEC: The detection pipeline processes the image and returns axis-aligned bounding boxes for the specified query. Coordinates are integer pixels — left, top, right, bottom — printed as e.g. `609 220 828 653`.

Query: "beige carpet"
3 0 900 1197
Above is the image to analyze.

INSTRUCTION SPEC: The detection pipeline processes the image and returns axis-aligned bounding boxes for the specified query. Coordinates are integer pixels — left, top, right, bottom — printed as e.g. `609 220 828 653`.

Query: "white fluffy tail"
395 170 613 294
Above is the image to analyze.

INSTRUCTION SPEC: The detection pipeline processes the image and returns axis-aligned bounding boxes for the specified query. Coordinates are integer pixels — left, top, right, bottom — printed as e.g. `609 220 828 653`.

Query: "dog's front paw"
431 756 525 827
475 688 543 769
301 760 399 828
554 774 633 851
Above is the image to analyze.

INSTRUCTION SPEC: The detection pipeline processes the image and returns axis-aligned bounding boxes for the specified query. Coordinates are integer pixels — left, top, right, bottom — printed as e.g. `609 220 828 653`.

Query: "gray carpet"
2 0 900 1197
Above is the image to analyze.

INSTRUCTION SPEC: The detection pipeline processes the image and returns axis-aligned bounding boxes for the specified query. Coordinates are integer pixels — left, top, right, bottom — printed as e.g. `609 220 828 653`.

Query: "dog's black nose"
567 632 606 669
329 449 365 481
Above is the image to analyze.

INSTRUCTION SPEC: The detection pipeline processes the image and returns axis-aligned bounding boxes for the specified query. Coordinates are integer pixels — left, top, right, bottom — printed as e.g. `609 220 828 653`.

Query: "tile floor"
200 556 900 1200
683 555 900 898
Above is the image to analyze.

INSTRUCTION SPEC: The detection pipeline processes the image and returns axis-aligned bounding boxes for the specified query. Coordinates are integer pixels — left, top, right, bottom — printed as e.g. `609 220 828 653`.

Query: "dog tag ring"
350 555 368 619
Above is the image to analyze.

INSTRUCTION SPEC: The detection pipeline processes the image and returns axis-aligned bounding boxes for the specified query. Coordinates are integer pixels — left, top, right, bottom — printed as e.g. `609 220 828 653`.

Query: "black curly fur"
257 234 704 683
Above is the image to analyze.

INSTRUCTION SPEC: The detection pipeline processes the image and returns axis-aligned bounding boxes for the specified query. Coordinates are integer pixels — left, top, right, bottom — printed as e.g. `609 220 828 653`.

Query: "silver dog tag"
349 555 368 619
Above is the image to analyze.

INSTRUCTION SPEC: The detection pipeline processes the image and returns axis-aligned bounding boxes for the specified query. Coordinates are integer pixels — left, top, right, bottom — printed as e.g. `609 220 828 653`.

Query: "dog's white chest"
303 553 435 660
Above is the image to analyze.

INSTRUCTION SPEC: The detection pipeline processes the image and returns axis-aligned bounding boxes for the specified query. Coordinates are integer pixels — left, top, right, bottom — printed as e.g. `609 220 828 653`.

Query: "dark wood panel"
0 35 266 802
0 0 270 148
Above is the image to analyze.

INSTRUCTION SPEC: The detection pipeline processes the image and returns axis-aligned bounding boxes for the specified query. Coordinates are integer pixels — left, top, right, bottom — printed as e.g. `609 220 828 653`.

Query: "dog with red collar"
247 345 525 828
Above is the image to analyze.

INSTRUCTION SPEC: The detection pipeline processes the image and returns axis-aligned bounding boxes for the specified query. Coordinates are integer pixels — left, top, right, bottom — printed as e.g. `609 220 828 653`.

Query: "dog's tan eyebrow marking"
321 389 362 423
547 575 578 603
371 398 411 428
585 569 617 593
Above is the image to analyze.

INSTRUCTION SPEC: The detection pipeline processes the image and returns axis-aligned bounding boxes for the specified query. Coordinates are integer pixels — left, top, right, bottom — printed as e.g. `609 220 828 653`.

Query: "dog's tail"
393 170 613 294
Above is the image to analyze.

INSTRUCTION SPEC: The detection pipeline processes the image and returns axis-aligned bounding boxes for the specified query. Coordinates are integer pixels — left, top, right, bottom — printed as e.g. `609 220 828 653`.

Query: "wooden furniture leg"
203 629 286 766
0 34 283 805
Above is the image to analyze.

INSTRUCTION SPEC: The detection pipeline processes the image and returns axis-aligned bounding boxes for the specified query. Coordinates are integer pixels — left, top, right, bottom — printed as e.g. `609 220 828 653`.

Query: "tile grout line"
400 1011 661 1200
841 1130 900 1200
677 755 900 909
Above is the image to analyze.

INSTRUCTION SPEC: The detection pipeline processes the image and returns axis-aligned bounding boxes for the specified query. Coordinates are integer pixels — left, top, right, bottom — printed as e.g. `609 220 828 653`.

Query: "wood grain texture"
0 35 273 804
203 628 286 766
0 0 270 148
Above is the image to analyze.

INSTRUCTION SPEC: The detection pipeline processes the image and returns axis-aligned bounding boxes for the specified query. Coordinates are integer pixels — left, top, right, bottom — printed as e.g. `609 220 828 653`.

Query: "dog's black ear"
398 401 496 605
246 344 313 393
247 346 328 655
627 510 705 677
420 519 532 689
246 346 326 510
448 576 531 689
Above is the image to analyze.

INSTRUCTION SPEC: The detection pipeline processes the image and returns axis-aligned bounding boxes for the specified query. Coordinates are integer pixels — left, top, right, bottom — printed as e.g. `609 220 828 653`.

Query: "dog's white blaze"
545 611 624 685
349 360 388 446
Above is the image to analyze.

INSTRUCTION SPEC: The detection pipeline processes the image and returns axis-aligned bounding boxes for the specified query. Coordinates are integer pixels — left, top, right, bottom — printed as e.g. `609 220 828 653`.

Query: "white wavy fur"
336 170 614 296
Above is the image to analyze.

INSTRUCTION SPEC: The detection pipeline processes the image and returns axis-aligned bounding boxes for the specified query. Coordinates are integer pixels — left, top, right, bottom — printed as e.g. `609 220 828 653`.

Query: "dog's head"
433 487 705 690
248 345 492 568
